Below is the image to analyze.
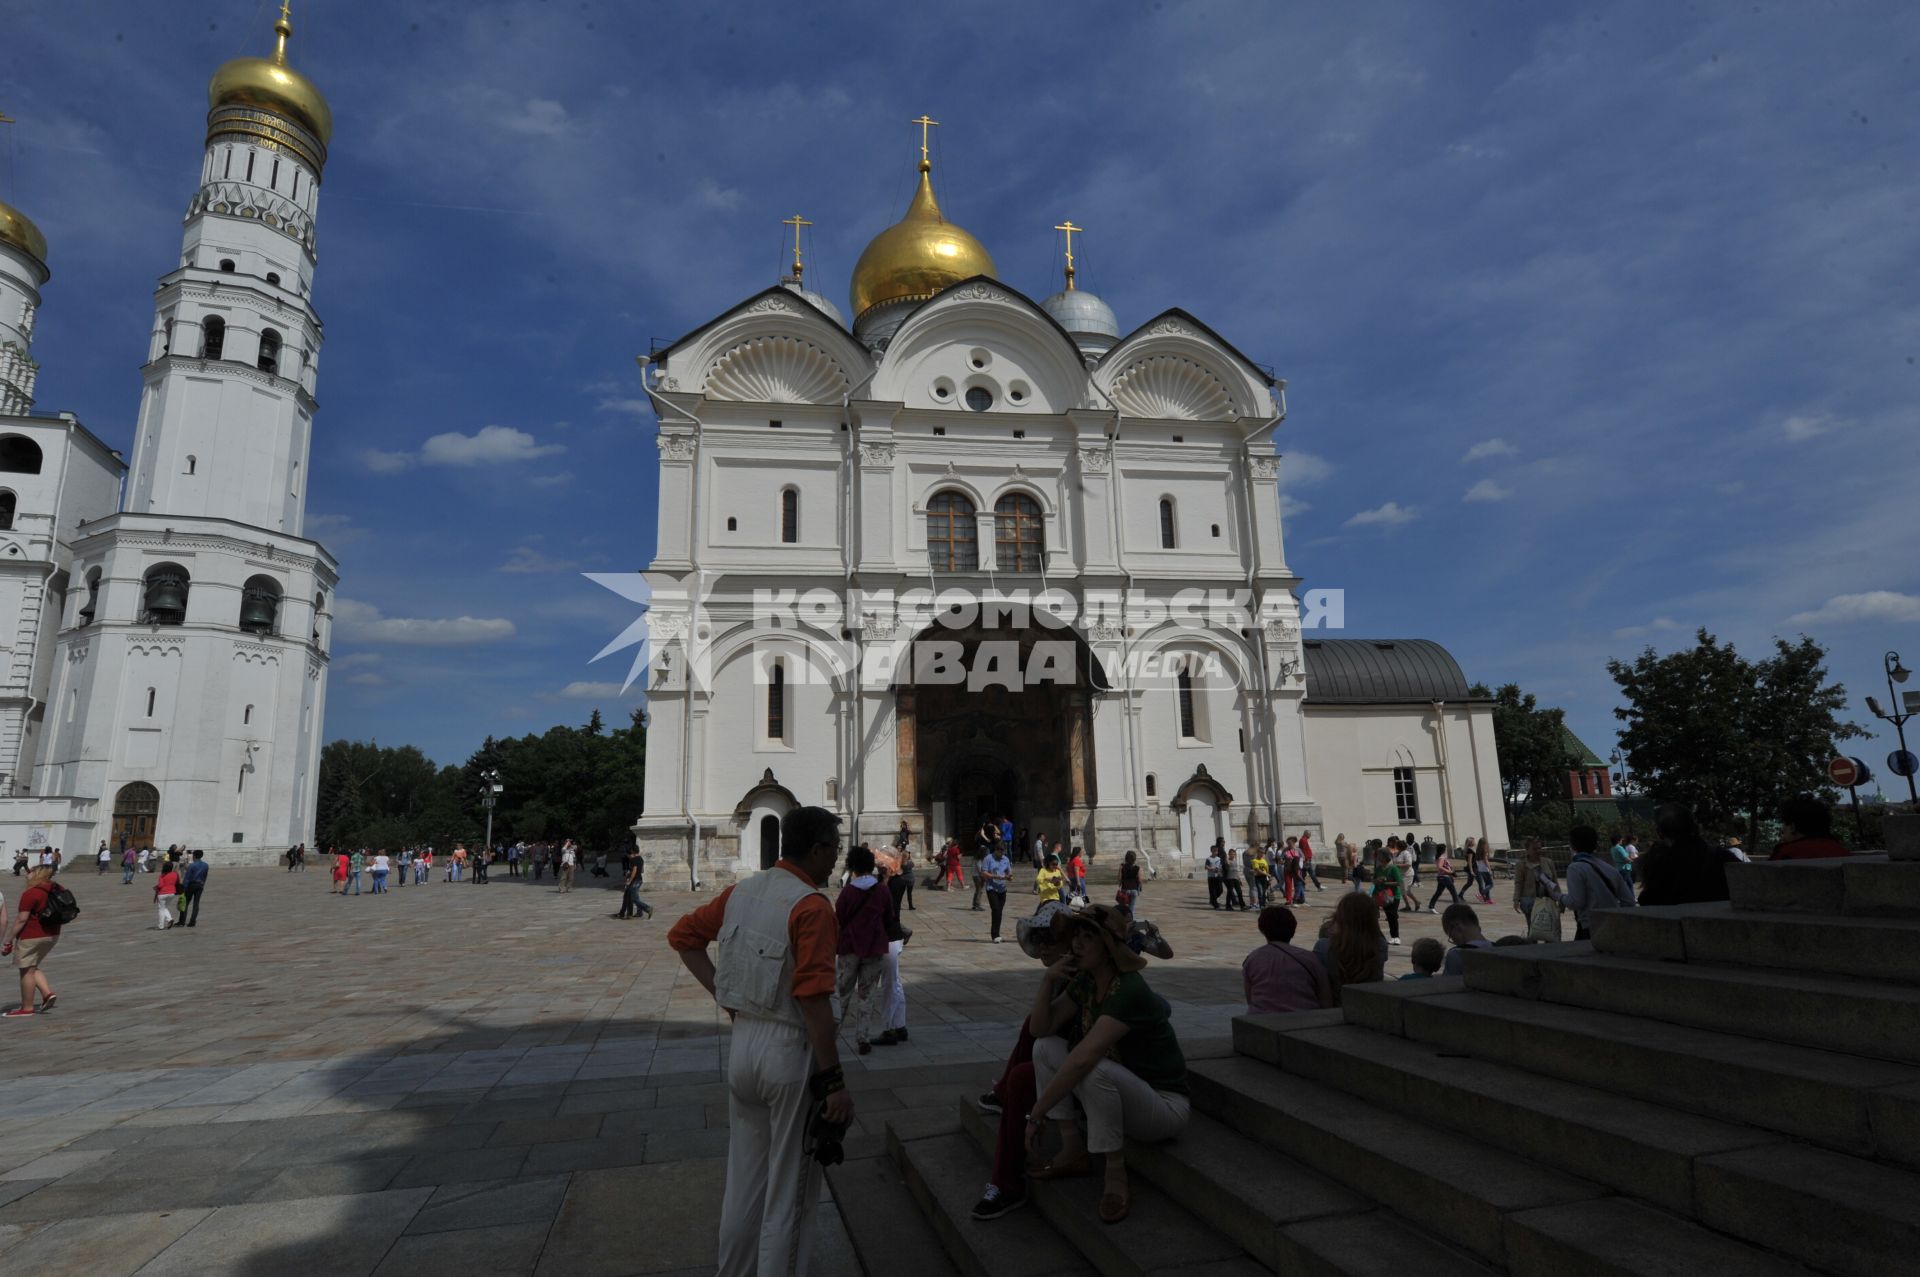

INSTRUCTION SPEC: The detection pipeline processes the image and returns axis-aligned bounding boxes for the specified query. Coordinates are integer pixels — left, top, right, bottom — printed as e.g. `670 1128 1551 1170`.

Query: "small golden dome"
849 165 996 324
0 199 48 273
207 7 332 145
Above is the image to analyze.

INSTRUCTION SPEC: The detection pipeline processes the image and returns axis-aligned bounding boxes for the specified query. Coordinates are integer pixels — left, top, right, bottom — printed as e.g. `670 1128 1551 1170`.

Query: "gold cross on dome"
782 213 812 281
912 115 939 170
1055 221 1083 290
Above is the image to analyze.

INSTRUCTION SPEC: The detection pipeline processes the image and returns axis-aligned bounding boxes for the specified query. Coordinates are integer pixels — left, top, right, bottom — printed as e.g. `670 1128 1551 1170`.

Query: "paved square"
0 862 1477 1273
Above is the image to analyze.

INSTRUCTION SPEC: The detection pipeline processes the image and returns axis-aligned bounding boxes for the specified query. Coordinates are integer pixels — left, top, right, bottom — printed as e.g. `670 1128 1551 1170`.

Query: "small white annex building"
630 136 1509 886
0 9 336 862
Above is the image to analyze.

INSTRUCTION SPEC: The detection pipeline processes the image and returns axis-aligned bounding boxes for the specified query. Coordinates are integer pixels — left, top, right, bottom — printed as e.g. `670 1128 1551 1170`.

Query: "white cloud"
1787 591 1920 627
361 449 414 474
1345 501 1417 528
597 397 652 416
345 671 389 687
1782 414 1838 442
1279 493 1313 518
334 598 516 646
556 681 638 699
420 425 564 467
528 472 574 488
333 652 384 669
1277 451 1334 489
502 98 572 138
500 545 582 574
1462 439 1518 463
1614 616 1685 639
304 512 368 545
1463 479 1511 503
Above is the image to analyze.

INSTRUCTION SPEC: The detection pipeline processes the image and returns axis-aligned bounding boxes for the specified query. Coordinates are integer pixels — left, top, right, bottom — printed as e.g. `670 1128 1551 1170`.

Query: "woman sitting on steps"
1024 904 1190 1224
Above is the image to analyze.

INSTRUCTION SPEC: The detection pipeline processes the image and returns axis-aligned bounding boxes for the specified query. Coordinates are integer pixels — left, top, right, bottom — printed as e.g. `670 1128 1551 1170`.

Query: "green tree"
1608 630 1861 840
1470 682 1579 827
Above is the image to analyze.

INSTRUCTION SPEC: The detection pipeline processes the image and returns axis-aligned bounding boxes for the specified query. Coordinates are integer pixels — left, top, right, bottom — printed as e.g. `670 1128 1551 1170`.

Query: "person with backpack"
4 864 74 1014
1565 824 1635 940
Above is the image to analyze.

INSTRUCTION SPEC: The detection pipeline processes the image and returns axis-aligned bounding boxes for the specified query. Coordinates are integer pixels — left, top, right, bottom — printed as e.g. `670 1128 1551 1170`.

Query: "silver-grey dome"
782 280 846 329
1042 287 1119 345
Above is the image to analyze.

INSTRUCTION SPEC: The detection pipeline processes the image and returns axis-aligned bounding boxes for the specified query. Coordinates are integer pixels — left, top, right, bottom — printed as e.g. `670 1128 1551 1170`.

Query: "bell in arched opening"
239 579 281 634
143 568 189 626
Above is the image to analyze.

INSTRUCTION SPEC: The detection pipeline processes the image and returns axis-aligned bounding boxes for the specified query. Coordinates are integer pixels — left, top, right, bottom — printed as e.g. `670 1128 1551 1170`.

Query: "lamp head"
1891 655 1912 683
1867 695 1886 717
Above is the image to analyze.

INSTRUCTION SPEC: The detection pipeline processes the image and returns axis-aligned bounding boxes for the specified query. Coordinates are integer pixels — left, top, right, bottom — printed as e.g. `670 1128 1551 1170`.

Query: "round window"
966 387 993 412
968 348 993 370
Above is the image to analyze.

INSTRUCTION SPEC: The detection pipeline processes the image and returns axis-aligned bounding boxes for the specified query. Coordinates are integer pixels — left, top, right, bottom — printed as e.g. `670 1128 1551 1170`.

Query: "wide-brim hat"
1016 901 1075 959
1062 904 1148 973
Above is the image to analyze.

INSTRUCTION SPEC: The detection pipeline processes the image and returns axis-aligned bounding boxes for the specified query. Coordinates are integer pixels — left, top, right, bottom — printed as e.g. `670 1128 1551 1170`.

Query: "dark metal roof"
1301 639 1474 704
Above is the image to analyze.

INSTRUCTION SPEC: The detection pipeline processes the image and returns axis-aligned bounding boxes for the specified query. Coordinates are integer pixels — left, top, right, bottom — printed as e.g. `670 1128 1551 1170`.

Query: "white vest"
713 866 824 1027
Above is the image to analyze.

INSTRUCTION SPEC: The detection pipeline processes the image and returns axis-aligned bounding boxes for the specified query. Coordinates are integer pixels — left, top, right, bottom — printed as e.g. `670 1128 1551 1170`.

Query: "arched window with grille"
1177 665 1197 739
927 490 978 571
780 488 799 544
766 660 786 741
994 493 1043 572
1159 497 1177 549
257 328 282 375
0 490 14 531
201 316 226 360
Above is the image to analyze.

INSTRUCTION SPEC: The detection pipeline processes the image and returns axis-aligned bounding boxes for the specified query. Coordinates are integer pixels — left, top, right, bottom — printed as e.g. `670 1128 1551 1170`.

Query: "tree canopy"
1470 681 1580 827
1608 629 1860 839
316 709 646 851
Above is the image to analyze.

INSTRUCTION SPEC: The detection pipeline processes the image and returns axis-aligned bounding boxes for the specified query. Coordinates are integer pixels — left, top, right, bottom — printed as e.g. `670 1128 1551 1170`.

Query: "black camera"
806 1103 850 1167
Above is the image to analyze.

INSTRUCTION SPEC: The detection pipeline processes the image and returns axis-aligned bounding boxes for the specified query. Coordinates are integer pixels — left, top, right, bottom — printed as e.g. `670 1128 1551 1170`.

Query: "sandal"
1098 1191 1130 1224
1026 1155 1091 1181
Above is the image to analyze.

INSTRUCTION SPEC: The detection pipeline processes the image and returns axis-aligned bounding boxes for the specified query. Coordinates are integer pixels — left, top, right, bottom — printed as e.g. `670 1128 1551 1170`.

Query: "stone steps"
1114 1107 1497 1277
1726 855 1920 918
1501 1197 1814 1277
886 1126 1096 1277
1461 943 1920 1066
1366 987 1920 1169
1593 902 1920 984
1188 1056 1601 1266
825 1151 962 1277
953 1102 1266 1277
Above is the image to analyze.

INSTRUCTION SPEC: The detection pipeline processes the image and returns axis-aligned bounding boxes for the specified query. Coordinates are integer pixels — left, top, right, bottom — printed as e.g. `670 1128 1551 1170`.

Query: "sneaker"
2 1007 33 1017
976 1092 1003 1114
992 936 1002 944
1387 936 1403 945
971 1189 1027 1220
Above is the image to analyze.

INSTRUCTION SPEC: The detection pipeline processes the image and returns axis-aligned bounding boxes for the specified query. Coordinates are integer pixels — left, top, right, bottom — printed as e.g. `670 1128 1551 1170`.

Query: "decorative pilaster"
895 689 917 808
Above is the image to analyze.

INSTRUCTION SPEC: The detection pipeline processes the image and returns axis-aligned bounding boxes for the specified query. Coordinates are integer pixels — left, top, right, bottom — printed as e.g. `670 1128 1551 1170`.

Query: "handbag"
1528 894 1563 942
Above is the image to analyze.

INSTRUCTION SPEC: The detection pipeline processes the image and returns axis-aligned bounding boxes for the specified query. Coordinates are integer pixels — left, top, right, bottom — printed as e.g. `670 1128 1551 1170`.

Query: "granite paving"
0 861 1472 1273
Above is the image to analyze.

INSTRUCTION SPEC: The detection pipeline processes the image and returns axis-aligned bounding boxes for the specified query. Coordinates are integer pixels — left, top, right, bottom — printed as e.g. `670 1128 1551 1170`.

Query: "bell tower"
125 1 329 535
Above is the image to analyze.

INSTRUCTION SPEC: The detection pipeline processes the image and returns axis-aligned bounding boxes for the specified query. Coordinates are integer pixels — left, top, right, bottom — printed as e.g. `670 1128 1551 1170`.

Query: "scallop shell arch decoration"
705 336 851 404
1108 354 1240 421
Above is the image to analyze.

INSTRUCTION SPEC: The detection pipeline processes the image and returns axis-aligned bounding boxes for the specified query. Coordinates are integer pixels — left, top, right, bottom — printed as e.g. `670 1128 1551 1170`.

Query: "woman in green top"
1024 904 1189 1225
1371 844 1404 944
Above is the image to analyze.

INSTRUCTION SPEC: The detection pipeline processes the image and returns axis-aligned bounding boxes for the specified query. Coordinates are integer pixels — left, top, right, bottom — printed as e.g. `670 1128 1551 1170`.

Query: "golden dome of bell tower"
848 117 996 335
206 1 332 172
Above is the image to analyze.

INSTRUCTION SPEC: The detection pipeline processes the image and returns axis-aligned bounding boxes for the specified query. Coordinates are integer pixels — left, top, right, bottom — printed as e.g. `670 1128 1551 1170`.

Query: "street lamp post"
1610 749 1634 836
1865 651 1918 805
481 768 503 860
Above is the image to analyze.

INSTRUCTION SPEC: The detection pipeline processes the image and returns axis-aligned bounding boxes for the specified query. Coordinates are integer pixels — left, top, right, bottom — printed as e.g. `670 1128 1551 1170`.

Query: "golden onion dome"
849 163 995 324
0 199 48 273
207 8 332 145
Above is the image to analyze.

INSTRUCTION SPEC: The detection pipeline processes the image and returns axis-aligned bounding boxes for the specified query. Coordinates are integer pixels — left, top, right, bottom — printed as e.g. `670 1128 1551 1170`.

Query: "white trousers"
1031 1033 1191 1156
882 939 906 1032
719 1014 823 1277
156 894 176 927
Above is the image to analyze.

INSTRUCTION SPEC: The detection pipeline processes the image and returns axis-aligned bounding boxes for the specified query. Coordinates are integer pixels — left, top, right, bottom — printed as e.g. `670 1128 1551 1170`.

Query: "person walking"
981 840 1012 943
1299 831 1323 894
331 849 348 894
4 864 68 1014
508 842 523 878
1118 850 1143 913
415 848 431 885
96 842 110 875
1205 843 1224 910
666 805 851 1277
1394 837 1419 893
1034 854 1066 905
898 842 916 911
1472 837 1496 904
121 846 138 884
177 850 209 926
1565 824 1636 939
943 838 965 892
1067 848 1088 903
1514 838 1564 941
370 851 391 894
617 848 654 919
347 848 366 896
154 860 181 929
136 846 150 876
1370 843 1405 945
558 840 577 892
1335 833 1355 888
396 848 410 888
473 845 490 884
1425 842 1462 913
833 846 894 1056
1222 848 1248 912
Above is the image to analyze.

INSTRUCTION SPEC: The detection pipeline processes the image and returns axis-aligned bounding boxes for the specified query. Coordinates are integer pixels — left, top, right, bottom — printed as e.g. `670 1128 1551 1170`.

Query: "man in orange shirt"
669 806 852 1277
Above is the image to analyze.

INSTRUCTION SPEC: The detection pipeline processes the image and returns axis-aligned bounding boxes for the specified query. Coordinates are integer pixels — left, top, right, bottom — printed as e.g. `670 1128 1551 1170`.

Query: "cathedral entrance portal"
111 781 160 851
758 814 781 870
900 624 1105 854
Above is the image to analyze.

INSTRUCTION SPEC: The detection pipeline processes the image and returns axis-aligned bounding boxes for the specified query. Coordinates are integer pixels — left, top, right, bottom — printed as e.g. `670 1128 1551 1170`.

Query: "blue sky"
8 2 1919 787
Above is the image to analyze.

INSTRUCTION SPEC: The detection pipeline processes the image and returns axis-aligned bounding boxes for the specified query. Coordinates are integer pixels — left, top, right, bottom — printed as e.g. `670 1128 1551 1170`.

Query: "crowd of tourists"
310 838 627 896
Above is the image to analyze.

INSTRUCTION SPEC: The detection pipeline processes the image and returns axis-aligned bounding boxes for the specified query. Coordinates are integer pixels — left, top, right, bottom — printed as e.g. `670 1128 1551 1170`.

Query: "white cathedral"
633 134 1510 885
0 9 333 862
